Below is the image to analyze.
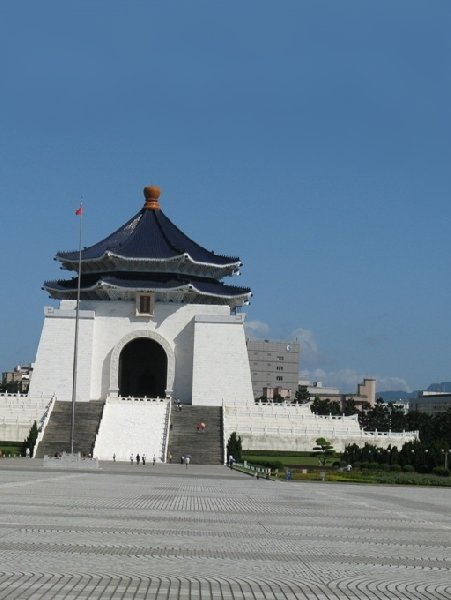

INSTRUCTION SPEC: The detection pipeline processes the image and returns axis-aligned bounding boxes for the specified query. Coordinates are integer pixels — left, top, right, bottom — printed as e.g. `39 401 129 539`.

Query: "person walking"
136 453 140 465
113 453 116 462
152 455 156 466
184 455 190 468
130 453 133 465
142 453 146 466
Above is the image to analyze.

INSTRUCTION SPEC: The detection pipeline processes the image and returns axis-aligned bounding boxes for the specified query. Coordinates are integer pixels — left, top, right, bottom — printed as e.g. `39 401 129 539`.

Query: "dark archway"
119 338 167 397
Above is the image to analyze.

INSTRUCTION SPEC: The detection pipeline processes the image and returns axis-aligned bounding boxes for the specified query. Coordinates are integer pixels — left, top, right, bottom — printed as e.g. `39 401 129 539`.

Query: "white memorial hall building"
0 185 417 461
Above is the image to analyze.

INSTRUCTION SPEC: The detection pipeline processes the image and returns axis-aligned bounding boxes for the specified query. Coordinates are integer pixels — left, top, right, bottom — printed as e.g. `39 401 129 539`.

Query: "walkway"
0 459 450 599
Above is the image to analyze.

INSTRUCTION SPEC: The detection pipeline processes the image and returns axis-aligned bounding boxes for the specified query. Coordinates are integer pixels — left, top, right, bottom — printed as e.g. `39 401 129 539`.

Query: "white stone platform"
93 397 170 462
224 402 418 452
0 393 52 442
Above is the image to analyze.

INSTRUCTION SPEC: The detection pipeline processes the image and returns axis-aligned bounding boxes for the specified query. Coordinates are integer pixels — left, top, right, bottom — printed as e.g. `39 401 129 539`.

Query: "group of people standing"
117 453 157 466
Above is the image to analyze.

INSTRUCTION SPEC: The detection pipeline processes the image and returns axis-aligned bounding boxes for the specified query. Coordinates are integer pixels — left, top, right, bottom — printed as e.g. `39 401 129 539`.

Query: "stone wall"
29 300 254 406
0 394 51 442
224 402 418 453
192 315 254 406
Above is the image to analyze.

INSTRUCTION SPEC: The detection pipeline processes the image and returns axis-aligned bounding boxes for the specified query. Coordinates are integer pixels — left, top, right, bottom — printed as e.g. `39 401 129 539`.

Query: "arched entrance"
119 338 167 397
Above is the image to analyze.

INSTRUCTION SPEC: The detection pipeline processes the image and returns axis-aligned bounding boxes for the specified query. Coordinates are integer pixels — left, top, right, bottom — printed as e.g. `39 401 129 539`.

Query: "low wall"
224 402 418 453
239 431 417 453
0 423 31 443
0 394 54 442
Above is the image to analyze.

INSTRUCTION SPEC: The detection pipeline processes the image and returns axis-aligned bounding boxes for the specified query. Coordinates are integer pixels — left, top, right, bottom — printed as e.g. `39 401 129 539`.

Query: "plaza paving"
0 459 450 599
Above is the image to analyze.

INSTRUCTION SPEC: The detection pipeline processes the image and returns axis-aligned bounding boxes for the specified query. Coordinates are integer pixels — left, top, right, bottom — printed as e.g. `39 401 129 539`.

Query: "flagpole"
71 201 83 455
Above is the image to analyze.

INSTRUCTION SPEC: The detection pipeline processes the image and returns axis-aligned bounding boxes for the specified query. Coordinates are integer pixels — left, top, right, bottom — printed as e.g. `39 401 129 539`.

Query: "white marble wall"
192 315 254 405
29 299 253 406
0 394 52 442
28 305 94 402
224 403 418 453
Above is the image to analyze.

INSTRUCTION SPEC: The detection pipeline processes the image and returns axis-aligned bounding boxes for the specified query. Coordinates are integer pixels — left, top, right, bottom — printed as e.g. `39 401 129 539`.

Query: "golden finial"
143 185 161 210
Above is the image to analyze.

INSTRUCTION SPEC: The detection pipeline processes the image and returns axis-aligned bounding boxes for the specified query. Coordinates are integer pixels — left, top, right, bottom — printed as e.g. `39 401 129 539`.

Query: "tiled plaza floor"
0 459 450 599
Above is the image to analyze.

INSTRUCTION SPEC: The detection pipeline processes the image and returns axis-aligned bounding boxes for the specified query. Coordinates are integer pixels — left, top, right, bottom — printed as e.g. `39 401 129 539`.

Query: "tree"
313 437 335 465
295 386 310 404
22 421 38 457
226 432 242 462
310 397 341 416
342 397 357 416
359 399 391 431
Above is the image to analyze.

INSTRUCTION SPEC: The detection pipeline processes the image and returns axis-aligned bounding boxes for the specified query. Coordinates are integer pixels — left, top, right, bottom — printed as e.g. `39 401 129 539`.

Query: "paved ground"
0 459 450 599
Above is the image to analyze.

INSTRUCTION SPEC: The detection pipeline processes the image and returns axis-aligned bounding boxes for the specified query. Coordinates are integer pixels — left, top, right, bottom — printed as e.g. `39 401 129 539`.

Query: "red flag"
75 206 83 216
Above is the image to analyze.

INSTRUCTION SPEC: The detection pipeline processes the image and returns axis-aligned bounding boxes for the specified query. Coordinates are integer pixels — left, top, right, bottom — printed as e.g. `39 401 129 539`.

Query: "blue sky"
1 1 450 393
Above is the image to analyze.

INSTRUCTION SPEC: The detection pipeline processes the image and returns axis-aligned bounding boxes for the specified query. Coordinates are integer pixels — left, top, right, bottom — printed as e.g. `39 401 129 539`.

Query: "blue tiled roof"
44 272 251 298
56 209 239 266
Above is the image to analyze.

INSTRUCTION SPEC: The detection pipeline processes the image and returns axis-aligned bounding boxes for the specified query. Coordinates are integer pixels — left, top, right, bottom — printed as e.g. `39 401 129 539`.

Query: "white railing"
0 392 30 401
162 398 172 463
33 395 56 455
222 399 227 465
224 425 419 439
109 395 168 403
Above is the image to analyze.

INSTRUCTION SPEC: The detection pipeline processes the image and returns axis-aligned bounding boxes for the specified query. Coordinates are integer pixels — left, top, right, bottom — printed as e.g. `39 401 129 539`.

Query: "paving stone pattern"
0 460 450 599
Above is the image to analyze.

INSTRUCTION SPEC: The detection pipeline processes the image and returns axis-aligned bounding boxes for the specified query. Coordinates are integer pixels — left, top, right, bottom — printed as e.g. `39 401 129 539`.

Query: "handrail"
222 399 227 465
33 395 56 457
162 397 172 463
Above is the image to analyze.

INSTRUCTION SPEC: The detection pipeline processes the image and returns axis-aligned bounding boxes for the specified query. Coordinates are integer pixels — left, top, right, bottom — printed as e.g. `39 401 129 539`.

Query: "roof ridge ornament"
143 185 161 210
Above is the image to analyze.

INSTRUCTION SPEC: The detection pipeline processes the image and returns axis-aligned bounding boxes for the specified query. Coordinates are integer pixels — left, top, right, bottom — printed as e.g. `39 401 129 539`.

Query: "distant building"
410 391 451 415
246 339 300 400
2 364 33 393
299 380 340 397
300 377 377 410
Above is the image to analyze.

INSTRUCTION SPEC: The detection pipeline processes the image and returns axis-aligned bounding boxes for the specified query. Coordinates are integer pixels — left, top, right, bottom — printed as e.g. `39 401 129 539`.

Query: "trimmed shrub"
377 463 389 471
432 466 450 477
402 464 414 472
389 464 401 472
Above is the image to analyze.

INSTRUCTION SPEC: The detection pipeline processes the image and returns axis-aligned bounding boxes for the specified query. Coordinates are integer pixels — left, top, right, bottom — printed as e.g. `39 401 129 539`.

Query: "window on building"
276 366 283 371
277 356 284 361
136 293 155 316
276 376 283 381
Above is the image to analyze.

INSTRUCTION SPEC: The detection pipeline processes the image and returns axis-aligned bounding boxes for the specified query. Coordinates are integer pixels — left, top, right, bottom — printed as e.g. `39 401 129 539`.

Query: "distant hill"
377 390 418 403
427 382 451 393
378 382 451 403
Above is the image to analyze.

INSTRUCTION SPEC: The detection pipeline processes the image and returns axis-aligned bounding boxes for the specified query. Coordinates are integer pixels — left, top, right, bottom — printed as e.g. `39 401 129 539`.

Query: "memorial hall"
0 185 417 462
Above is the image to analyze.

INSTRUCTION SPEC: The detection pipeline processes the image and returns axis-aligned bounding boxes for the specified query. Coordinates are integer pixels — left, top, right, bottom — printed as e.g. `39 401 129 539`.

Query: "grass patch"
0 442 22 457
243 453 326 467
284 468 451 486
238 450 451 487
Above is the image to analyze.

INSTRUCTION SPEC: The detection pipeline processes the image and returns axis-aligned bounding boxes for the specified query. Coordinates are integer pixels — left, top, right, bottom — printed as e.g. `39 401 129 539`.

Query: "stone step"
35 400 105 458
168 405 223 465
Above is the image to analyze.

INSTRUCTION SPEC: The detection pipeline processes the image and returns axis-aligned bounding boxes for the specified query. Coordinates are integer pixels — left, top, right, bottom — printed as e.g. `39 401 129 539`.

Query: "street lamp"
441 449 449 470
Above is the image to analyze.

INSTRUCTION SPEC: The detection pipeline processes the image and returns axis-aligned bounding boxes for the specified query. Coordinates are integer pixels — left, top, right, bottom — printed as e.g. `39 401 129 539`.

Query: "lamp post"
442 449 449 470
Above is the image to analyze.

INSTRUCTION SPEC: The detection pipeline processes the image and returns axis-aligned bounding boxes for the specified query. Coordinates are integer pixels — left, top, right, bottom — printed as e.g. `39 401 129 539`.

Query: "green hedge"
242 450 319 458
244 458 284 471
432 466 450 477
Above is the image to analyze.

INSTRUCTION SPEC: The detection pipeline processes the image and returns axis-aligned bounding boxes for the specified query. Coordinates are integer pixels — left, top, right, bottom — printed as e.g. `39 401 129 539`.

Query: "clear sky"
1 1 450 393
